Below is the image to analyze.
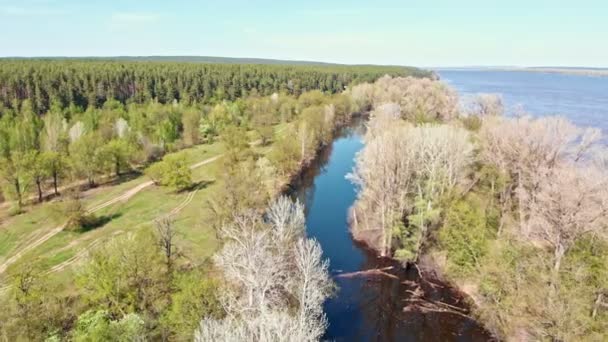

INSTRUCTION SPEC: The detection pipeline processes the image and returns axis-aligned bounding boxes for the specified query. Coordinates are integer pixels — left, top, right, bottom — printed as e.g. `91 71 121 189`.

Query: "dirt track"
0 154 222 276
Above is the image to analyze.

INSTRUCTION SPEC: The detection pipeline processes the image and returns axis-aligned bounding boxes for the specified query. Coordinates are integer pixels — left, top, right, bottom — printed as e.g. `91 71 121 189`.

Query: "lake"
436 69 608 133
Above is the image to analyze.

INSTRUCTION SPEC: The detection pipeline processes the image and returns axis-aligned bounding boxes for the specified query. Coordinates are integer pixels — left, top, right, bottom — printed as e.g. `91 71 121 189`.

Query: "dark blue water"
291 119 492 341
437 69 608 132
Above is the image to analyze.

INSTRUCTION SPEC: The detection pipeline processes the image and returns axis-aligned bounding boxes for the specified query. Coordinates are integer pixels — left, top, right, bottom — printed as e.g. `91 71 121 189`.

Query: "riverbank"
287 116 493 341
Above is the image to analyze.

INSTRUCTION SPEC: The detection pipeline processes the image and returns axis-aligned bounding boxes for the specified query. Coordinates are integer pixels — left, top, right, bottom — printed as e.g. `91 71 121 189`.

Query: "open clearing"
0 124 288 289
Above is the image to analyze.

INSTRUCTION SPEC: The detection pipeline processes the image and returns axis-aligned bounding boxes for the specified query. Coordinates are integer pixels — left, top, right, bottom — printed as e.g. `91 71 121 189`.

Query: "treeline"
348 76 608 340
0 59 424 208
0 83 361 213
0 59 429 114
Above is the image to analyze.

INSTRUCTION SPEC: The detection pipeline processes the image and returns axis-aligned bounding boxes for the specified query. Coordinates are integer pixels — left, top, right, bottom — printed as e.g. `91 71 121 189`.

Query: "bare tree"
479 115 602 233
266 196 306 248
465 93 504 117
348 82 375 112
154 217 177 275
114 118 130 138
213 211 284 315
69 121 86 142
197 196 333 341
527 165 608 284
348 123 414 255
371 76 458 122
293 238 332 340
365 103 401 141
349 122 472 257
195 310 308 342
41 110 67 152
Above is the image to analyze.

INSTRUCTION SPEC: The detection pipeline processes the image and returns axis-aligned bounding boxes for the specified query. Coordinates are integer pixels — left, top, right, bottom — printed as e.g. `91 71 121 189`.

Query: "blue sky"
0 0 606 67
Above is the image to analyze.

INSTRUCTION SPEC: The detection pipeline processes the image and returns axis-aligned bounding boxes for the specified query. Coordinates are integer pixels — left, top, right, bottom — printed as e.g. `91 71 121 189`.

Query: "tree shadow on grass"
177 180 215 193
105 171 143 187
79 213 123 233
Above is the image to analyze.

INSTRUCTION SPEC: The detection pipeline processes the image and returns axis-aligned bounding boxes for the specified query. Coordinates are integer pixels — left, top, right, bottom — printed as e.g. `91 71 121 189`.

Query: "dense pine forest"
0 59 428 114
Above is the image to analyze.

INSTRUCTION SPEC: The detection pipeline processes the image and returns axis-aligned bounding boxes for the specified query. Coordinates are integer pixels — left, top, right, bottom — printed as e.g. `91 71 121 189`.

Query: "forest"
0 59 428 114
0 60 420 341
348 76 608 340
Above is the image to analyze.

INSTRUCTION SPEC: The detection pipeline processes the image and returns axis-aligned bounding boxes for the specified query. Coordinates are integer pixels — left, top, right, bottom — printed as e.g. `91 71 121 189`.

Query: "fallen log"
406 304 475 320
405 297 469 314
336 266 397 279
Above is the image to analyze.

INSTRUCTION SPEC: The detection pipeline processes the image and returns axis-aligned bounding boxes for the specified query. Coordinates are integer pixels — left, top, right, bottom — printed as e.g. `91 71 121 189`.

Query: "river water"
289 117 492 341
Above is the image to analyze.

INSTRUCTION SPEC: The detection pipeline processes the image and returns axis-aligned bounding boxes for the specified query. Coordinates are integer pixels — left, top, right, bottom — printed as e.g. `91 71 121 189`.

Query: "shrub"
145 152 192 191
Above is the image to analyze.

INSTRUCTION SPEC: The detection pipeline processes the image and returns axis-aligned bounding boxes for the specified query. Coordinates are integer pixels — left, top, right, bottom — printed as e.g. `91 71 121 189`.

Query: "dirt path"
189 154 222 170
47 188 200 275
0 154 222 276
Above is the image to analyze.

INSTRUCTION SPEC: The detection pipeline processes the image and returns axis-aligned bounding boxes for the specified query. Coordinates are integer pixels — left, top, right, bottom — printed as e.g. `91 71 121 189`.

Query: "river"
289 117 492 341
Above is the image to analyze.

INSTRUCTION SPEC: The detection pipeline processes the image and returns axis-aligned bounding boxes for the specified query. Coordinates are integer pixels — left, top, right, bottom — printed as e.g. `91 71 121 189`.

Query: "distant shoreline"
520 67 608 77
434 66 608 77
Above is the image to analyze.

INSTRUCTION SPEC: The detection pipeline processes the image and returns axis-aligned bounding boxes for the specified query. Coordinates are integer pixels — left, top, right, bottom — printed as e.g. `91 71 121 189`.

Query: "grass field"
0 124 289 288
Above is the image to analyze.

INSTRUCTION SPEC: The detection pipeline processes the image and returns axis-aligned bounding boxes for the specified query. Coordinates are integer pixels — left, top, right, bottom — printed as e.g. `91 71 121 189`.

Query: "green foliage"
331 93 354 124
181 108 202 146
0 150 35 209
60 189 96 231
475 241 546 336
72 310 145 342
0 61 422 340
269 130 301 177
76 231 165 317
562 237 608 290
206 102 236 134
0 67 378 209
220 125 250 164
298 90 327 108
438 195 495 276
40 150 67 195
145 152 192 191
69 133 105 186
160 272 222 340
394 196 442 262
100 139 134 176
209 157 269 229
144 161 165 185
0 265 77 341
255 125 274 145
22 150 47 201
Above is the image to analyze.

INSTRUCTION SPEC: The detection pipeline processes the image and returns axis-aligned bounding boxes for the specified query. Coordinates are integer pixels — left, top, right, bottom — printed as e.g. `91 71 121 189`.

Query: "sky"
0 0 606 67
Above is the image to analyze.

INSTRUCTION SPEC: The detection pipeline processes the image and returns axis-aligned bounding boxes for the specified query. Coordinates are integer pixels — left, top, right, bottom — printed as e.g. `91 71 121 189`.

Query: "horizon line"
0 55 606 70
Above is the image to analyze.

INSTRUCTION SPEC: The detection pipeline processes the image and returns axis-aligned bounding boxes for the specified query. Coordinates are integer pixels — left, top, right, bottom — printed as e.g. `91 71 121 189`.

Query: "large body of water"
289 71 607 341
437 69 608 133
